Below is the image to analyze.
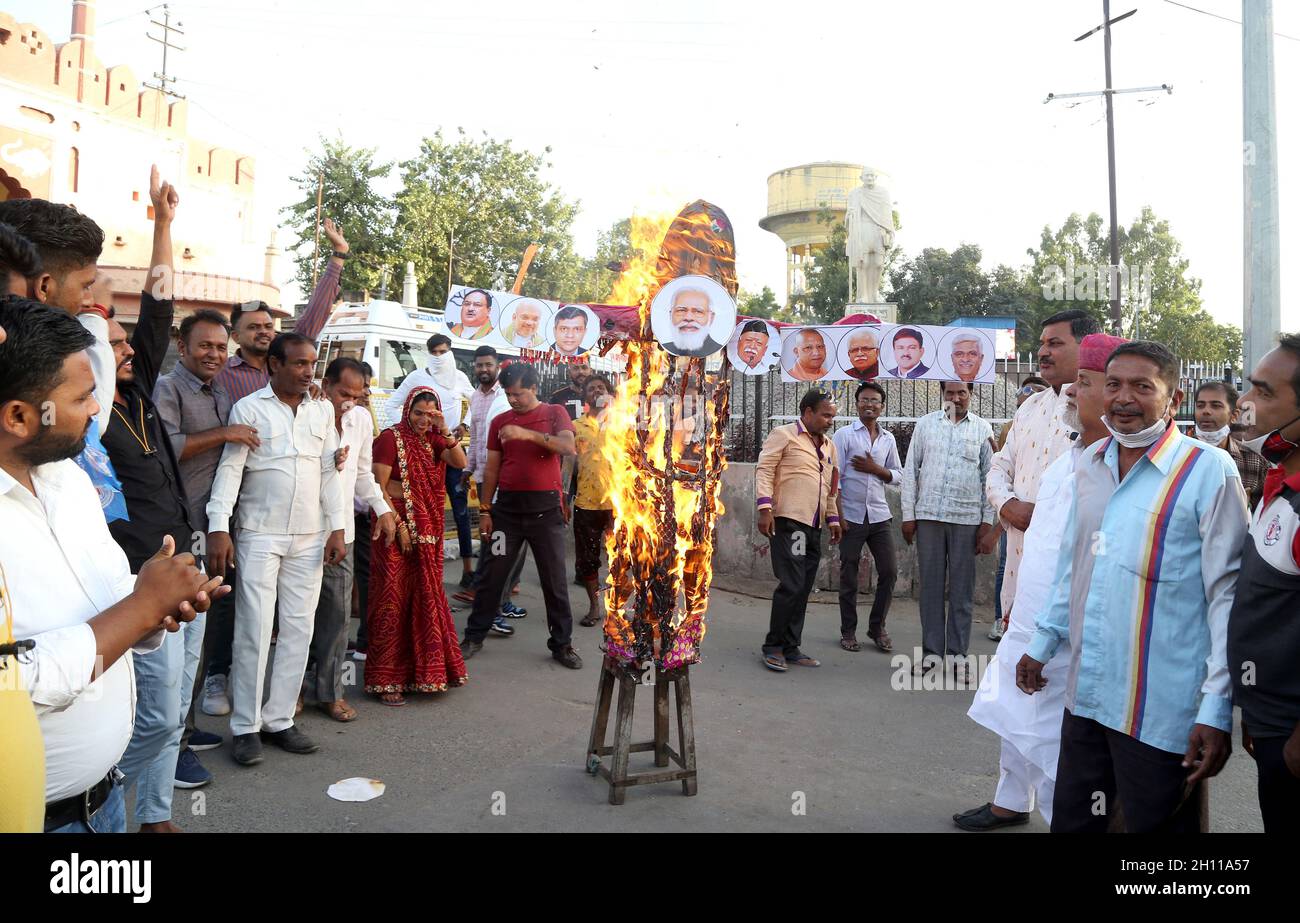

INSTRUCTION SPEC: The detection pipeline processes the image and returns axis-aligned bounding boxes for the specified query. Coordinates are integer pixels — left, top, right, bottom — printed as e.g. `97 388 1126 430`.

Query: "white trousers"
994 737 1055 825
230 530 326 736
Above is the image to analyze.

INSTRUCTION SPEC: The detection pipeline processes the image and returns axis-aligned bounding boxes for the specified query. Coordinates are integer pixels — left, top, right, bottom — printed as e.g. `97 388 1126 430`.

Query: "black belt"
43 773 116 832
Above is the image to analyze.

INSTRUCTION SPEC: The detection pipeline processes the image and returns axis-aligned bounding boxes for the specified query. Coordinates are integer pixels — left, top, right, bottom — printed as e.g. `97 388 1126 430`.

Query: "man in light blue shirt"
831 381 902 653
901 381 996 677
1018 341 1248 832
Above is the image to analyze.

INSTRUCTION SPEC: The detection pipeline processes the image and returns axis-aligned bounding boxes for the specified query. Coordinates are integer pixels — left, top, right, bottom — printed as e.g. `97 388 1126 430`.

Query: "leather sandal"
840 635 862 652
320 699 357 722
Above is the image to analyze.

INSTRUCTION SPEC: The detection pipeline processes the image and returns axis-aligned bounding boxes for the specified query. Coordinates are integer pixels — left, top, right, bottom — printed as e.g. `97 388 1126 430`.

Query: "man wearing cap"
956 333 1126 831
985 310 1099 642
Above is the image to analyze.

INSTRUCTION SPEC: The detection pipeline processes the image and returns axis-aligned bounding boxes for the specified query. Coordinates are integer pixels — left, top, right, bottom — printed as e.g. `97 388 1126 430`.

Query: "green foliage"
282 137 395 297
738 285 785 320
800 212 849 324
889 244 997 326
392 129 584 307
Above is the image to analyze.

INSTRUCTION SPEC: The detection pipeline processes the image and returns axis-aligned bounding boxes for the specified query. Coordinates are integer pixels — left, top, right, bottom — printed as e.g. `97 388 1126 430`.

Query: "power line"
1161 0 1300 42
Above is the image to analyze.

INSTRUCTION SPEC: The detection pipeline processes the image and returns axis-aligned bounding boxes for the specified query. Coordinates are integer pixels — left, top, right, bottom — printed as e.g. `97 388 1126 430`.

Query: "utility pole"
311 171 323 288
1243 0 1281 374
1046 5 1170 336
143 4 185 99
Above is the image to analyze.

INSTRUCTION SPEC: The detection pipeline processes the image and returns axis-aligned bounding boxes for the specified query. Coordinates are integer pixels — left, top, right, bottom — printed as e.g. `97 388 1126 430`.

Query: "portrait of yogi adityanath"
788 328 829 381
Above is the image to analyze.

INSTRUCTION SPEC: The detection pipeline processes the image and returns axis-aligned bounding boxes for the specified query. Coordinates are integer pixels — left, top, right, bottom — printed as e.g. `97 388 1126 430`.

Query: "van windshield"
377 339 429 390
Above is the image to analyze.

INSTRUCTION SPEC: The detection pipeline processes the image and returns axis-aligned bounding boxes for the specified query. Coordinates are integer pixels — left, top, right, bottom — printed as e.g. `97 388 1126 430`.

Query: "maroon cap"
1078 333 1129 373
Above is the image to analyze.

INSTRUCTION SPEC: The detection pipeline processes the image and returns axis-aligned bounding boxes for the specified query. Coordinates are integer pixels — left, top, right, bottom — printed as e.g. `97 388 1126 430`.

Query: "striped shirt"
214 261 341 404
1027 426 1249 754
900 410 996 526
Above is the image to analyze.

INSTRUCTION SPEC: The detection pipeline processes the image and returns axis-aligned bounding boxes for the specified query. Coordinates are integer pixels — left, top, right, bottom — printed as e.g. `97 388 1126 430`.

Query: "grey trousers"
838 518 898 637
304 541 354 704
916 520 978 657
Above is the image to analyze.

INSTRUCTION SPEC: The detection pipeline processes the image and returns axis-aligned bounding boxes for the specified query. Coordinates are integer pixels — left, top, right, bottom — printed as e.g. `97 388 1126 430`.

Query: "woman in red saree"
366 387 469 705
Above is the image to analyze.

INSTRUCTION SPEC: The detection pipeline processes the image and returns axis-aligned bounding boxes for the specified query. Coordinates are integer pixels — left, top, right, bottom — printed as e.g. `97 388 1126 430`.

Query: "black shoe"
552 645 583 669
232 733 264 766
460 639 483 659
259 725 319 754
952 803 1030 831
459 571 474 589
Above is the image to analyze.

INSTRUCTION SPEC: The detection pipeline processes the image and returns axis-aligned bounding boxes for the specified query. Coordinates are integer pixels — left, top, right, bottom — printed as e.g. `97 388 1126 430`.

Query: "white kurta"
968 440 1081 813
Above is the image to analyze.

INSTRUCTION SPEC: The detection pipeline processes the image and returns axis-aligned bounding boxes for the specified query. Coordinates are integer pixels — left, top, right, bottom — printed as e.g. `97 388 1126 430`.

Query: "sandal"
840 636 861 652
869 630 894 653
320 699 358 722
379 692 406 707
762 651 788 672
580 612 601 627
787 653 821 668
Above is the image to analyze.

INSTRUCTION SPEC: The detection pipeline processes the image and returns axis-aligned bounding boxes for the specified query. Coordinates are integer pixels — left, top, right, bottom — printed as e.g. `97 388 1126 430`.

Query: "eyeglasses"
859 399 884 407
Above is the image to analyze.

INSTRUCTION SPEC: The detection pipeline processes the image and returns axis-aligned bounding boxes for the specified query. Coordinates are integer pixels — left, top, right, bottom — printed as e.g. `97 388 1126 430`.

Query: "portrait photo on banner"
650 274 737 358
444 285 500 342
836 324 888 381
727 319 783 374
498 295 554 350
547 303 600 357
935 326 996 384
781 325 843 383
881 324 938 380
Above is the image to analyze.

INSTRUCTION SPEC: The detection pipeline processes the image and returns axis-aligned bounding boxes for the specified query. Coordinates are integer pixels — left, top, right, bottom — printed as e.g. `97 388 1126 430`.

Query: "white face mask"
430 351 457 387
1194 423 1230 445
1102 414 1169 449
339 399 357 414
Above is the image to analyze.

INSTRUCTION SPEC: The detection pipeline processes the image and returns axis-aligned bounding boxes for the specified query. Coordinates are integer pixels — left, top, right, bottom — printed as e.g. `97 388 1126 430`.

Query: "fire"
597 207 732 671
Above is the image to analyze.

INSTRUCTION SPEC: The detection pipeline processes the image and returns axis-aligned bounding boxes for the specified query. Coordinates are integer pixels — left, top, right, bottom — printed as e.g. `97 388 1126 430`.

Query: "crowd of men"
756 308 1300 832
1 171 1296 835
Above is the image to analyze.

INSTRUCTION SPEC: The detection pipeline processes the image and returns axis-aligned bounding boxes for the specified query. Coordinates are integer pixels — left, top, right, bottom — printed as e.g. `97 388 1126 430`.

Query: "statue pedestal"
844 302 897 323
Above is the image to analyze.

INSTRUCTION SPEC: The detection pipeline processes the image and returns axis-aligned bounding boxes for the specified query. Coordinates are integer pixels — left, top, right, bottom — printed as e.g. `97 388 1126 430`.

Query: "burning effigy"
597 201 735 671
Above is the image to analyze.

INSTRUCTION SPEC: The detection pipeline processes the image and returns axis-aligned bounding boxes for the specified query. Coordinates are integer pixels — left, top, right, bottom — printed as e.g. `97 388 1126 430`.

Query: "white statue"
845 167 895 304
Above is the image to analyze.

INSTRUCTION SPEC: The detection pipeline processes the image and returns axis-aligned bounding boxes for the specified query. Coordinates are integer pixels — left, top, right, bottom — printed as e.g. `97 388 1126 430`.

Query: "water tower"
758 161 862 305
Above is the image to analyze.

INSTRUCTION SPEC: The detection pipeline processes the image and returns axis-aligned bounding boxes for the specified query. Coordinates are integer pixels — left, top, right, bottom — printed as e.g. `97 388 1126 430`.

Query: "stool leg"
653 669 670 768
585 659 614 771
609 672 636 805
675 671 698 796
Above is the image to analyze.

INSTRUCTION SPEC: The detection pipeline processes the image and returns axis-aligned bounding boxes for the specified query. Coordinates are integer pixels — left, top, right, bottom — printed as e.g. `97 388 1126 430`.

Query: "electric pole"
1243 0 1281 375
144 4 185 99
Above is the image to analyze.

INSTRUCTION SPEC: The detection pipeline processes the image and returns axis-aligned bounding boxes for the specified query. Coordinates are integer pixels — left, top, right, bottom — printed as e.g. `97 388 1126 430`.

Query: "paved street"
175 559 1265 833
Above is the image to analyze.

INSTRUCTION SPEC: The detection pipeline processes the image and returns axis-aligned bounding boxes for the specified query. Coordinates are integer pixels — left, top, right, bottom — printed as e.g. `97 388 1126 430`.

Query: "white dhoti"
967 446 1080 823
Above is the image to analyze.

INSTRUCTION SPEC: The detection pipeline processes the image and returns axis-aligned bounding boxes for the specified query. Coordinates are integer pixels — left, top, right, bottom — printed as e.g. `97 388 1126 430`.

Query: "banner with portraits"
443 285 603 358
769 322 997 384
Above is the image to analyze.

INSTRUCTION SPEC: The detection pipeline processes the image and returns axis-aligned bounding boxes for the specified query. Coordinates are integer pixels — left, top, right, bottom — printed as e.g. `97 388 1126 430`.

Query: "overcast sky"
13 0 1298 332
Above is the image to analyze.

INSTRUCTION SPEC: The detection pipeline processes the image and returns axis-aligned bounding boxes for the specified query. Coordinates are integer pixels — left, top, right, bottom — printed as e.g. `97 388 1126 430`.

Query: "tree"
282 137 395 298
888 244 996 326
800 212 849 323
738 285 784 320
393 129 584 307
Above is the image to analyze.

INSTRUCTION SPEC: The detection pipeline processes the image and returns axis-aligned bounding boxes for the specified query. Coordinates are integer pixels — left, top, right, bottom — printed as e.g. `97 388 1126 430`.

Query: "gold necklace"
111 398 155 456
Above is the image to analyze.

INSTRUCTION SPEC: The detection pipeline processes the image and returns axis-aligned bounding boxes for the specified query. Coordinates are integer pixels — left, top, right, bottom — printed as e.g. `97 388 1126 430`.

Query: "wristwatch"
331 249 349 261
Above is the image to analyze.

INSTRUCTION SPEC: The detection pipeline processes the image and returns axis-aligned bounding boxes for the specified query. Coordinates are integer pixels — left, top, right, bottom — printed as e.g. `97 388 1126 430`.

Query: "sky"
10 0 1297 333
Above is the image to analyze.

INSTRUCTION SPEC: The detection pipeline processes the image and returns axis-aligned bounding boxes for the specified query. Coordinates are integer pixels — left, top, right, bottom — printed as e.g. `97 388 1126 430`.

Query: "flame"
597 209 731 671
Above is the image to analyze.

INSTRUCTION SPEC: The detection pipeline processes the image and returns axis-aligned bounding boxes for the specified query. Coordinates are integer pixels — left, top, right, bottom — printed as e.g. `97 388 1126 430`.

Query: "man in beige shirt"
756 390 842 672
985 310 1097 639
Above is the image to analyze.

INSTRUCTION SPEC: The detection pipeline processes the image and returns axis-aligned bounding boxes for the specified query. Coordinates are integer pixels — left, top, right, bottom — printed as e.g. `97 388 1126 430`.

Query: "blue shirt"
831 421 902 525
1027 426 1248 754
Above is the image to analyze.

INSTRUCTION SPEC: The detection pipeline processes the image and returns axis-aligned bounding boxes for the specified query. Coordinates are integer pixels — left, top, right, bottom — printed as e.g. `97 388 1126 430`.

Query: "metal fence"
723 358 1239 463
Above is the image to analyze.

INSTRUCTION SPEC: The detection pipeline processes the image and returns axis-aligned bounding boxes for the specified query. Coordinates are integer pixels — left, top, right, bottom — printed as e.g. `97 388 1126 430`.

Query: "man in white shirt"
831 381 902 653
384 334 476 585
0 300 225 831
207 332 347 766
302 357 395 722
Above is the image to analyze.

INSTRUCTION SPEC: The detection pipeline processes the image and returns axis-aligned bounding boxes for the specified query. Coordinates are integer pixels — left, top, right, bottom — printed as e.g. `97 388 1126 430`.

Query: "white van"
314 299 523 428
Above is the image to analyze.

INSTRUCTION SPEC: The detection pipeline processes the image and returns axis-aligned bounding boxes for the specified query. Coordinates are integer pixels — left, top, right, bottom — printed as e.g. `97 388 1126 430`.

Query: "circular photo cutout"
650 275 737 358
497 295 553 350
836 324 889 381
546 303 600 357
782 326 842 383
444 285 498 342
936 326 996 384
881 324 938 380
727 319 782 375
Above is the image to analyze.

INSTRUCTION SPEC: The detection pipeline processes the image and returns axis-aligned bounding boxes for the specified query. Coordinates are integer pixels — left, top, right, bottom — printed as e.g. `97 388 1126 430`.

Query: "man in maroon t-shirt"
461 362 582 668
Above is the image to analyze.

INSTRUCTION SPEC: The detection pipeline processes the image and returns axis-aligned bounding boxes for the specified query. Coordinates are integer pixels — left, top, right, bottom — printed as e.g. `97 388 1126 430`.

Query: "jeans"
445 467 474 559
993 531 1008 626
48 780 126 833
117 611 203 825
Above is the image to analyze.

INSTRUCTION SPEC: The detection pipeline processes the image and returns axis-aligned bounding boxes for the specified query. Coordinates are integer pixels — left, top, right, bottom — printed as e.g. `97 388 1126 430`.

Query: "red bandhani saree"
364 387 469 693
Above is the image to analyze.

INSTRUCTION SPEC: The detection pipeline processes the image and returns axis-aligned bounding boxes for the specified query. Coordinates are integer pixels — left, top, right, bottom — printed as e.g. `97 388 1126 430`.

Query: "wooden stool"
585 655 698 804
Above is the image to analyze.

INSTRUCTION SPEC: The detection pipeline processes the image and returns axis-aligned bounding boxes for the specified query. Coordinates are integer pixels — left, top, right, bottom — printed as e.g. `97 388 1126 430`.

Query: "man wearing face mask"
1017 340 1248 832
1188 381 1267 510
1229 333 1300 832
385 335 476 585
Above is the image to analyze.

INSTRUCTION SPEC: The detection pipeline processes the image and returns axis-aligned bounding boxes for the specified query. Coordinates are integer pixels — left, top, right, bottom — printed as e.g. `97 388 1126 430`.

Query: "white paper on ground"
327 778 385 802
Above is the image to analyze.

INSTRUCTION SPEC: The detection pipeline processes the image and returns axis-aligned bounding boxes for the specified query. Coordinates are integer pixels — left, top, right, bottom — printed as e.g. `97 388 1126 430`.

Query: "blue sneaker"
489 616 515 636
174 748 213 789
500 601 527 619
189 729 222 752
